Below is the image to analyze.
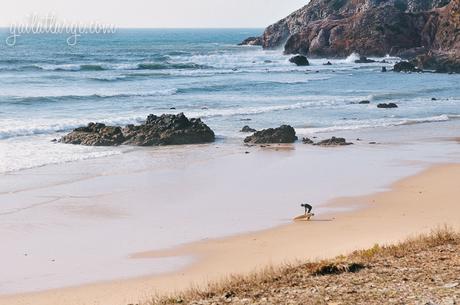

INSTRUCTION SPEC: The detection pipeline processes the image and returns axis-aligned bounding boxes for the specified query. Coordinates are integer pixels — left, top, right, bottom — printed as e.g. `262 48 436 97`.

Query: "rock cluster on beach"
60 113 215 146
244 125 298 144
240 0 460 73
303 136 353 146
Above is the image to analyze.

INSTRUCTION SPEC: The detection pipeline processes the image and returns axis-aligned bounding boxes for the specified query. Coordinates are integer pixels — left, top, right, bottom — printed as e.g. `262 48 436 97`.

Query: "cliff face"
254 0 457 58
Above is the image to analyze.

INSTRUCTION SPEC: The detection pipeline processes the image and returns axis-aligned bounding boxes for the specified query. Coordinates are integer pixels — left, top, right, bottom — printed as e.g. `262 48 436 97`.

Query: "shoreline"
1 162 460 305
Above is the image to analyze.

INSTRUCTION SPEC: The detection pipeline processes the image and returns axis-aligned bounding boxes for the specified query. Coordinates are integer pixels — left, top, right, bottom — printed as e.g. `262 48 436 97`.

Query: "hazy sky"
0 0 307 28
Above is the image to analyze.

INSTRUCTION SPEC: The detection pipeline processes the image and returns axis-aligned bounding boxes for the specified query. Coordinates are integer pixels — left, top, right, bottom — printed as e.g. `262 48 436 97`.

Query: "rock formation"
244 125 298 144
240 0 460 71
314 137 353 146
60 113 215 146
289 55 310 66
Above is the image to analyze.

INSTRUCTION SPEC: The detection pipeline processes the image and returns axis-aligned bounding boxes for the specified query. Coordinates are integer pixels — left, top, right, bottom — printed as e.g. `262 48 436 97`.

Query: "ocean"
0 28 460 173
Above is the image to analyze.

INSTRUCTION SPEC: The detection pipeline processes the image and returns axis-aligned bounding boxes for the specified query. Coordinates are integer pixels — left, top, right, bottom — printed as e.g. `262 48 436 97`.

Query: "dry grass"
146 227 460 305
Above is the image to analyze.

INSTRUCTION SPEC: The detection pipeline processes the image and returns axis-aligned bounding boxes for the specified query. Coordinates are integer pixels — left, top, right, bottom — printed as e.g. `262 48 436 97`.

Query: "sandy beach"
1 160 459 305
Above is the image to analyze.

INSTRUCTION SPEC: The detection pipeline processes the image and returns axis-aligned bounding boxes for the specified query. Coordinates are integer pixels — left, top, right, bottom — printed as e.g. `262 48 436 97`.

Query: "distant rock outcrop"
60 113 215 146
244 125 298 144
240 0 460 71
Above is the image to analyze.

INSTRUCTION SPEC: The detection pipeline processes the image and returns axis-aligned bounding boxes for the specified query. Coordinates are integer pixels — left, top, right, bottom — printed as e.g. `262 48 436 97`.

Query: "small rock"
381 67 387 72
302 137 314 144
393 61 419 72
377 103 398 109
431 97 437 101
324 61 333 65
359 100 371 104
240 126 257 133
314 137 353 146
289 55 309 66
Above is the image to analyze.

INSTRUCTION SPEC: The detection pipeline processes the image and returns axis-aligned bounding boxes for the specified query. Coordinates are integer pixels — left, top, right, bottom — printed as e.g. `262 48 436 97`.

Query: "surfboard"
293 213 315 222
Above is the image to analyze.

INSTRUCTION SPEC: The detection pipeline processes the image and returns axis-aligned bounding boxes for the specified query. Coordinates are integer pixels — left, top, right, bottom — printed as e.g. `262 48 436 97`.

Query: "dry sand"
1 163 460 305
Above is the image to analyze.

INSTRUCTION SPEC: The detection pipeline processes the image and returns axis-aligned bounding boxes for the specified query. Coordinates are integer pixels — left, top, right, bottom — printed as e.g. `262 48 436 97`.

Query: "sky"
0 0 307 28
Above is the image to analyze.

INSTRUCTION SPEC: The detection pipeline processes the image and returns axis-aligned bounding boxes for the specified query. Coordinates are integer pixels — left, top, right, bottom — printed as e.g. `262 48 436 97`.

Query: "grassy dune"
149 228 460 305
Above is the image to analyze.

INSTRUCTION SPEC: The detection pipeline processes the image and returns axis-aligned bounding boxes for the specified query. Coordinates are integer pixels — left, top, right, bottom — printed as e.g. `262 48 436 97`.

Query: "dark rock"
377 103 399 109
314 137 353 146
240 126 257 133
244 125 298 144
359 100 371 104
289 55 309 66
238 36 263 46
393 61 420 72
381 67 387 72
60 123 125 146
355 56 376 64
170 107 176 110
324 61 333 65
302 137 314 144
264 60 273 63
431 97 437 101
313 262 365 276
61 113 215 146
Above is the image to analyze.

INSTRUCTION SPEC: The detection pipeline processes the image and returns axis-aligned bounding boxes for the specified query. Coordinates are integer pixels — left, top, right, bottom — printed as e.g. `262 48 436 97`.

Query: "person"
301 203 313 215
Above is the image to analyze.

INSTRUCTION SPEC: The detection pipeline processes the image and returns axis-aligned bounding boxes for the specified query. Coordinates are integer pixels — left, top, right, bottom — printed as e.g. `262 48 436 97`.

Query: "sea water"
0 28 460 173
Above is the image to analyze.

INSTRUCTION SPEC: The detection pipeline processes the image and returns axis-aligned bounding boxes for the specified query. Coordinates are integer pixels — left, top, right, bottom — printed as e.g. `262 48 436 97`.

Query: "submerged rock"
355 56 376 64
302 137 315 144
244 125 298 144
359 100 371 104
377 103 399 109
240 126 257 133
60 113 215 146
314 137 353 146
289 55 309 66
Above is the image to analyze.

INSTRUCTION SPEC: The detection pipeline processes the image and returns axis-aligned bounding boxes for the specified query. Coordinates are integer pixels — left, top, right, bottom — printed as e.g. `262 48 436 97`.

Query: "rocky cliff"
244 0 459 62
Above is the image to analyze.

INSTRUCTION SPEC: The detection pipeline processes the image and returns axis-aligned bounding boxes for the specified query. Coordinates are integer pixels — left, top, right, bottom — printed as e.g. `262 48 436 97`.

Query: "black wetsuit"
303 203 313 214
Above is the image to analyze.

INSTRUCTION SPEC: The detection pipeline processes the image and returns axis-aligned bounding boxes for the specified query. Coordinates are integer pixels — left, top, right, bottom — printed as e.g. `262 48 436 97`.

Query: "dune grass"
146 227 459 305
